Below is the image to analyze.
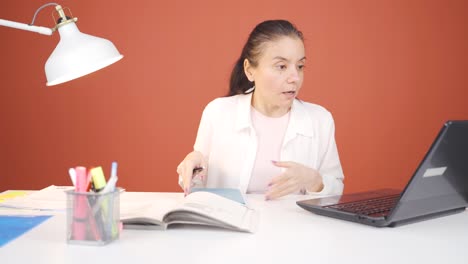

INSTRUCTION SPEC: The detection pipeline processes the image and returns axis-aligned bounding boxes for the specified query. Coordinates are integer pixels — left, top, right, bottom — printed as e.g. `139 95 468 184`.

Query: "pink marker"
72 166 101 241
75 166 87 192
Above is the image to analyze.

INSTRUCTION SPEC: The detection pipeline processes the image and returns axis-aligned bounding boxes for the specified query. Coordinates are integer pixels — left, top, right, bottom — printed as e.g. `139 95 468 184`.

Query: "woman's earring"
244 86 255 93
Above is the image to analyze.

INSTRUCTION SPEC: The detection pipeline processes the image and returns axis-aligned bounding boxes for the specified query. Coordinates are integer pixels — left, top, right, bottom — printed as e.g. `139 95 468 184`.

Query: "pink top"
247 107 290 193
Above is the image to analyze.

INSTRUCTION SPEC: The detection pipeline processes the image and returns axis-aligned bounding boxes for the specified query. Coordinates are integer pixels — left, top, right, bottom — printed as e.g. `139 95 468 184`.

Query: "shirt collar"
234 93 253 131
288 99 315 138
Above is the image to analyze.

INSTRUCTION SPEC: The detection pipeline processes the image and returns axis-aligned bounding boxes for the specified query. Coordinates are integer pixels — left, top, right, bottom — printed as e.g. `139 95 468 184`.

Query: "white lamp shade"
45 22 123 86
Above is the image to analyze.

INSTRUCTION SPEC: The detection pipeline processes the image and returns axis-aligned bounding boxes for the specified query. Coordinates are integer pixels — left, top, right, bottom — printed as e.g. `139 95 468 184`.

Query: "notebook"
297 120 468 227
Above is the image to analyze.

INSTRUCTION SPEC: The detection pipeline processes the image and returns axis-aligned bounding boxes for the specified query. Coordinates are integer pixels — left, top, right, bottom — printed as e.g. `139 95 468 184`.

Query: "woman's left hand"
266 161 323 200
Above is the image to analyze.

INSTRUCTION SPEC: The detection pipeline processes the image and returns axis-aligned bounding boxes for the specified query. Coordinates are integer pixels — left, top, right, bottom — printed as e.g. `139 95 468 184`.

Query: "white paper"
0 185 73 211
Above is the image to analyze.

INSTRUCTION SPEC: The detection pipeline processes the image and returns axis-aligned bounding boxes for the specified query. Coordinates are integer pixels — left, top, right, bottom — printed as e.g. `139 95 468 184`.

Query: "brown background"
1 0 467 193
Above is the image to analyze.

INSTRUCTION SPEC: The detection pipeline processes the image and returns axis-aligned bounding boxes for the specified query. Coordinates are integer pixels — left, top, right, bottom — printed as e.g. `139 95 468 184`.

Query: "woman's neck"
251 93 291 117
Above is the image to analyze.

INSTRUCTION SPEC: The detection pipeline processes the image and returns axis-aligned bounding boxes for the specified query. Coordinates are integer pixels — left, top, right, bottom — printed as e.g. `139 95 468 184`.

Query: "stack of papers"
0 191 28 203
0 185 73 211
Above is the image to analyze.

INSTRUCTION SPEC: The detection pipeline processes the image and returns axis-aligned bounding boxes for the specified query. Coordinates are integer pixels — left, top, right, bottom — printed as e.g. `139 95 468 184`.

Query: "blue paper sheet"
190 188 246 204
0 215 52 247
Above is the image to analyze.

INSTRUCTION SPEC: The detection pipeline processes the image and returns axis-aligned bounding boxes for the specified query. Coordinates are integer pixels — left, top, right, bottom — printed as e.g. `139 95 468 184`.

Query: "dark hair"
228 20 304 96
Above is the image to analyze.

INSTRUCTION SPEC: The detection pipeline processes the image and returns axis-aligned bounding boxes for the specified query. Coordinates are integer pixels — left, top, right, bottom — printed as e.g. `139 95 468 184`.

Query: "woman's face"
245 36 306 115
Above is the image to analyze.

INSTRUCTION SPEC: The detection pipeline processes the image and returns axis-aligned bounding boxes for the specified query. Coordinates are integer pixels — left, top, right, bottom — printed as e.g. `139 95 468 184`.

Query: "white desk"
1 192 467 264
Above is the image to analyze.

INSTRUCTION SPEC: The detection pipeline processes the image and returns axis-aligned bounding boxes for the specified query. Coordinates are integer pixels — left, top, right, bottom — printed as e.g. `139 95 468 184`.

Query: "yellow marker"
90 166 107 192
89 166 118 238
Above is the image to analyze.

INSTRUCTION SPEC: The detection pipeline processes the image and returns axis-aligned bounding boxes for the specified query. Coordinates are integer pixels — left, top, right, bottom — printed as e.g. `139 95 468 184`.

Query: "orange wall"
1 0 467 193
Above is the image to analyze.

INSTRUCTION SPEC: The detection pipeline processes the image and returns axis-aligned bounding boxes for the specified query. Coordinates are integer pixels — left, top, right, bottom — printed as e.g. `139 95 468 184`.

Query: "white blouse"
182 93 345 196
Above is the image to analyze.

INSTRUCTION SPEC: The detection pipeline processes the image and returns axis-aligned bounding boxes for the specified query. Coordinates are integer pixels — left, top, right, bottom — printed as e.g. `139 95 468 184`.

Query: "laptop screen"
389 121 468 223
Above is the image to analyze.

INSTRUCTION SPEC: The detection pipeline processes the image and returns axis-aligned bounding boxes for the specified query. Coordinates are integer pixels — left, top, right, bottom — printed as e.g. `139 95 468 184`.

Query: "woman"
177 20 344 200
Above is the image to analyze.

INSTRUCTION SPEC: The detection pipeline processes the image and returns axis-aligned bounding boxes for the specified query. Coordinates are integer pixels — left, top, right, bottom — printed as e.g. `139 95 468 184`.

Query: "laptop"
297 120 468 227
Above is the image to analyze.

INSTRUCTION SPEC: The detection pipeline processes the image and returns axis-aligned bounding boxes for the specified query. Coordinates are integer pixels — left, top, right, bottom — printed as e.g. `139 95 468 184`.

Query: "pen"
187 166 205 196
107 161 119 238
111 161 117 179
101 161 118 193
86 171 93 192
193 167 204 174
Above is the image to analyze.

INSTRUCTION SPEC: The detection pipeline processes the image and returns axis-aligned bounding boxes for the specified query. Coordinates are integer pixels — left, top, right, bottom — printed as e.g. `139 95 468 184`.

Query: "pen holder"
65 188 122 246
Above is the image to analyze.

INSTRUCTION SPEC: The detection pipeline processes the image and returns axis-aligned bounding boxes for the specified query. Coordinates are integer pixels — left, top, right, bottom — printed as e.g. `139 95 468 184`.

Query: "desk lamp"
0 3 123 86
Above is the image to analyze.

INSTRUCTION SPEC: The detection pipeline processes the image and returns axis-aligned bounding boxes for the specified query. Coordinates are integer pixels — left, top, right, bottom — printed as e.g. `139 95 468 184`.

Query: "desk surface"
1 192 467 264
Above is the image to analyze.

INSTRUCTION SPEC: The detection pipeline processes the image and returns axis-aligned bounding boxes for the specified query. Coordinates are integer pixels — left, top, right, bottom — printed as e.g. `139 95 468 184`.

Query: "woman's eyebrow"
272 56 307 62
272 56 288 62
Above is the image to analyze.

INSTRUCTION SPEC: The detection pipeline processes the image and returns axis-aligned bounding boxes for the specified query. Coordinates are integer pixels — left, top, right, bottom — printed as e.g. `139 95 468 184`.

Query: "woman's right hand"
176 151 207 195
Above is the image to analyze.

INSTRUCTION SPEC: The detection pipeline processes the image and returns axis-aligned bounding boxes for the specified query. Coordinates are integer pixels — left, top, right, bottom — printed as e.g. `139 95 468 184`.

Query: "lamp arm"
0 18 53 35
0 3 60 36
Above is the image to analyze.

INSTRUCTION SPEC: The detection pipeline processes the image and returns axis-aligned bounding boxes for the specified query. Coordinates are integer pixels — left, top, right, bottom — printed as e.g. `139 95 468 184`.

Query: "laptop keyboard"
324 195 400 217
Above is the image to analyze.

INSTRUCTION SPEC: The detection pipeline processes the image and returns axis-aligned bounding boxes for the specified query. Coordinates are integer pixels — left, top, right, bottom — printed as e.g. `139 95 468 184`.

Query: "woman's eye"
276 65 287 70
298 65 305 70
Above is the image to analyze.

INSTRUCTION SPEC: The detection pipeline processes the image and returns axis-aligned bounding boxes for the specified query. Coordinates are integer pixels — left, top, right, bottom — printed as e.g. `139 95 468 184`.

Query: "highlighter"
90 166 107 192
68 168 76 187
72 166 99 240
75 166 88 192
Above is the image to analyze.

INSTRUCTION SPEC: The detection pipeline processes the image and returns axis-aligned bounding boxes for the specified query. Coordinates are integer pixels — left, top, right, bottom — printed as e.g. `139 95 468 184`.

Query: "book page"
120 194 181 227
166 192 258 232
190 188 246 204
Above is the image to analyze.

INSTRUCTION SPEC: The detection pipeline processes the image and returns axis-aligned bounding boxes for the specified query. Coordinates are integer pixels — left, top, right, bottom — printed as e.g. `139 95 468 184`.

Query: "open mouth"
283 91 296 95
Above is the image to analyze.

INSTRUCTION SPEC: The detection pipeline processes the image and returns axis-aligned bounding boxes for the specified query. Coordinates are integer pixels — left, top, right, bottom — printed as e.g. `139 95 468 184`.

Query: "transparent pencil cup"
65 189 121 246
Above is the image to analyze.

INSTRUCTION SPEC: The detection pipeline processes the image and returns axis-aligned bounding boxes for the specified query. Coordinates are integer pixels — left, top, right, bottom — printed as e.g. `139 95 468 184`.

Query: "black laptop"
297 120 468 227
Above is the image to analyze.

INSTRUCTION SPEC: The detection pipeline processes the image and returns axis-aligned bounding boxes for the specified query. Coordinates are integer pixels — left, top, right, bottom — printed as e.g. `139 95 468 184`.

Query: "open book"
120 189 258 233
